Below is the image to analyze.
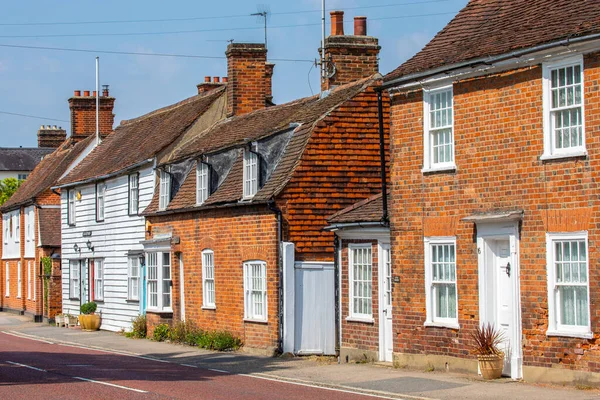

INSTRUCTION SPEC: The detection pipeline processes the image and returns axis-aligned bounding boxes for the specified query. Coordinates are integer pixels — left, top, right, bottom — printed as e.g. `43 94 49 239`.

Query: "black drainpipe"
377 89 389 225
267 199 284 354
333 234 340 359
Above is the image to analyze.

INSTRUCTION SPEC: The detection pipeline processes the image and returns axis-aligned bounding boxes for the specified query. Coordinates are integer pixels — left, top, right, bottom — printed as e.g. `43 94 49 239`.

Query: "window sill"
202 305 216 310
146 309 173 315
540 151 587 161
346 316 375 324
69 298 80 301
422 164 457 174
125 299 140 303
244 318 268 324
93 300 104 304
424 321 460 330
546 329 593 339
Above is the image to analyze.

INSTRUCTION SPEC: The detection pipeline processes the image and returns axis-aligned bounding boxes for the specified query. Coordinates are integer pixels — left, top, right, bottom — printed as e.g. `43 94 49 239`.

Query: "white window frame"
196 162 210 205
96 182 106 222
14 213 19 243
202 249 215 308
129 173 139 216
128 256 140 301
67 189 76 226
546 232 592 338
243 260 267 322
5 262 9 297
33 260 36 301
243 150 259 199
3 215 8 245
423 85 455 172
348 244 374 322
16 261 22 298
27 260 31 299
542 55 586 160
93 259 104 301
69 260 80 299
146 252 172 312
158 169 171 211
424 237 459 329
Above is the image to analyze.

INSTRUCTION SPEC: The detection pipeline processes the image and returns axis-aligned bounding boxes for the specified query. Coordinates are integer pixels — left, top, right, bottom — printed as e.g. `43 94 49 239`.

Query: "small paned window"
196 163 210 205
68 190 76 226
128 256 140 301
69 260 80 299
129 174 139 215
243 151 259 199
202 250 215 308
159 170 171 211
349 245 373 320
244 261 267 321
423 87 454 172
96 183 106 221
424 237 458 328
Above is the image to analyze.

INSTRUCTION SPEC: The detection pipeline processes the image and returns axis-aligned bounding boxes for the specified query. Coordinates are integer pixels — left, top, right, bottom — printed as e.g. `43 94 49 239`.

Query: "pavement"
1 312 599 400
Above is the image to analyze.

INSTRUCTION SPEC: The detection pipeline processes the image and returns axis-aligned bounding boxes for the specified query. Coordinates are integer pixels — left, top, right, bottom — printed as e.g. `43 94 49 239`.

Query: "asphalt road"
0 332 393 400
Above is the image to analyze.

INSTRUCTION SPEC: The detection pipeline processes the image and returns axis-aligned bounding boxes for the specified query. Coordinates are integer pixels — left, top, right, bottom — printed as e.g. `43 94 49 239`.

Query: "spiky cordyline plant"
470 323 505 356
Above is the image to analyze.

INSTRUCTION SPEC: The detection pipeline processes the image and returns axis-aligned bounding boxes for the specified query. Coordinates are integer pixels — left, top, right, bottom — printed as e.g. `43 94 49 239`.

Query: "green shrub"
153 324 171 342
196 330 242 351
130 315 147 339
80 301 97 315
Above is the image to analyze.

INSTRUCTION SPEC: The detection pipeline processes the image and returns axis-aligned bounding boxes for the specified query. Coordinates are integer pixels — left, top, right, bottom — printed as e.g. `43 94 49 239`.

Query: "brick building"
142 12 388 353
382 0 600 384
0 89 115 321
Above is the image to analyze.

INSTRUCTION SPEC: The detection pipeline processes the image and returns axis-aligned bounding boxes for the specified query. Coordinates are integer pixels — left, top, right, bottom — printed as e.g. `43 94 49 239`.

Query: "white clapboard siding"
62 167 154 332
2 210 20 259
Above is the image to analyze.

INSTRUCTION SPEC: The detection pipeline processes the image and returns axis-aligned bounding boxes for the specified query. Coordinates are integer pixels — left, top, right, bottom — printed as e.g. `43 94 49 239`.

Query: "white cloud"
395 31 432 63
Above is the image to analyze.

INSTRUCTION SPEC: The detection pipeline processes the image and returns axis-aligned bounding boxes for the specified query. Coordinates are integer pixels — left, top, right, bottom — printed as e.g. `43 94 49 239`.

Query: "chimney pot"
40 125 44 129
213 76 220 83
74 90 81 96
354 16 367 36
93 90 97 97
83 90 90 97
222 77 228 83
102 84 109 97
330 11 344 36
204 76 211 82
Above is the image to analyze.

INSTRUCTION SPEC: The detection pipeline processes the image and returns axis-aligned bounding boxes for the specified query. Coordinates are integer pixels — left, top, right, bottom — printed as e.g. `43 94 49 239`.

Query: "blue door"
139 255 147 315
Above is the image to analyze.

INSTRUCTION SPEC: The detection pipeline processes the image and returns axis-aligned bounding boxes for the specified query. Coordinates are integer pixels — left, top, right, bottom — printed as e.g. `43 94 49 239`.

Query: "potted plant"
55 313 65 327
78 302 101 331
65 313 79 328
470 323 505 379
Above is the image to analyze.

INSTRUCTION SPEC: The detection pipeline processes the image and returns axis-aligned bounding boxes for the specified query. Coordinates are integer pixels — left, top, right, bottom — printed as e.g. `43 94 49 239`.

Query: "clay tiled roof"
145 76 380 215
385 0 600 82
1 136 94 212
57 87 226 187
38 207 61 247
0 147 54 171
328 193 386 224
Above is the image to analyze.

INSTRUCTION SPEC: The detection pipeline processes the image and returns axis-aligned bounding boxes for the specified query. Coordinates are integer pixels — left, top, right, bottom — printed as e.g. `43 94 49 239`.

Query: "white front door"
379 243 393 362
494 240 513 376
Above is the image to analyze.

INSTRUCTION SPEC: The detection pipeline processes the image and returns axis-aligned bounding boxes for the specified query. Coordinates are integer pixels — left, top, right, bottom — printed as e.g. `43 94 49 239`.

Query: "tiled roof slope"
0 147 54 171
145 76 379 215
58 87 226 186
327 193 386 224
385 0 600 81
38 208 61 247
1 136 94 211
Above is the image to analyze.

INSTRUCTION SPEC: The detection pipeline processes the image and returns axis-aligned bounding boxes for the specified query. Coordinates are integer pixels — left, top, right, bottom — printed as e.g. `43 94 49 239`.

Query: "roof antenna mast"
95 56 100 146
321 0 326 93
252 5 270 56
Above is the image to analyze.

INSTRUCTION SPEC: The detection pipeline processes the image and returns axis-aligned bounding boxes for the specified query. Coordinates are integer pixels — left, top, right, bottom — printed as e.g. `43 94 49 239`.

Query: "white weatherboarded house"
54 88 227 332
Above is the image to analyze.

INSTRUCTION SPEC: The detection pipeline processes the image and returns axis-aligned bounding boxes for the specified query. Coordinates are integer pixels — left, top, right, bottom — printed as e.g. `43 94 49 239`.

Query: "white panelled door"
495 240 513 376
379 243 393 362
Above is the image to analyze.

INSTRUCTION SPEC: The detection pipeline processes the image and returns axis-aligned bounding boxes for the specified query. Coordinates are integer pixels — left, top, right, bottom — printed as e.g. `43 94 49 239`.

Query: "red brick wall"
389 53 600 372
278 86 389 261
69 95 115 141
341 240 380 354
147 206 279 350
226 43 267 117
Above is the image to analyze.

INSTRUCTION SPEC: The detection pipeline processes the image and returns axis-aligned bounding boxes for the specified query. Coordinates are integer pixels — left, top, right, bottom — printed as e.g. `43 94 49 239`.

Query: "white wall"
61 166 154 332
2 210 20 259
24 206 35 258
0 171 30 181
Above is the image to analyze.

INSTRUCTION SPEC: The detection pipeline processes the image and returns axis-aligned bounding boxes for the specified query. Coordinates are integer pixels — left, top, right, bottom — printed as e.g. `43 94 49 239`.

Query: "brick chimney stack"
68 87 115 142
321 12 380 91
197 75 228 94
37 125 67 148
265 62 275 104
226 43 269 117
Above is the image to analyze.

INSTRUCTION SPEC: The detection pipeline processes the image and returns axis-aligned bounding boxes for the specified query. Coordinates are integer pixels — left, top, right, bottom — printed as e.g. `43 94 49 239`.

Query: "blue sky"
0 0 468 148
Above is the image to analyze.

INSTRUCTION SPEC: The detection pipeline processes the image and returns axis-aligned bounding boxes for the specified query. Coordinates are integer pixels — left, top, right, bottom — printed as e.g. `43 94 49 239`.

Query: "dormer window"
243 150 259 199
159 169 171 211
196 162 211 205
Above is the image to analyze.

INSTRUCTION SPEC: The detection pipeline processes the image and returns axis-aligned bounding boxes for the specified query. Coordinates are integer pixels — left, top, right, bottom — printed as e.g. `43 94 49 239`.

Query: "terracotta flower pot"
477 353 504 379
78 314 101 331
